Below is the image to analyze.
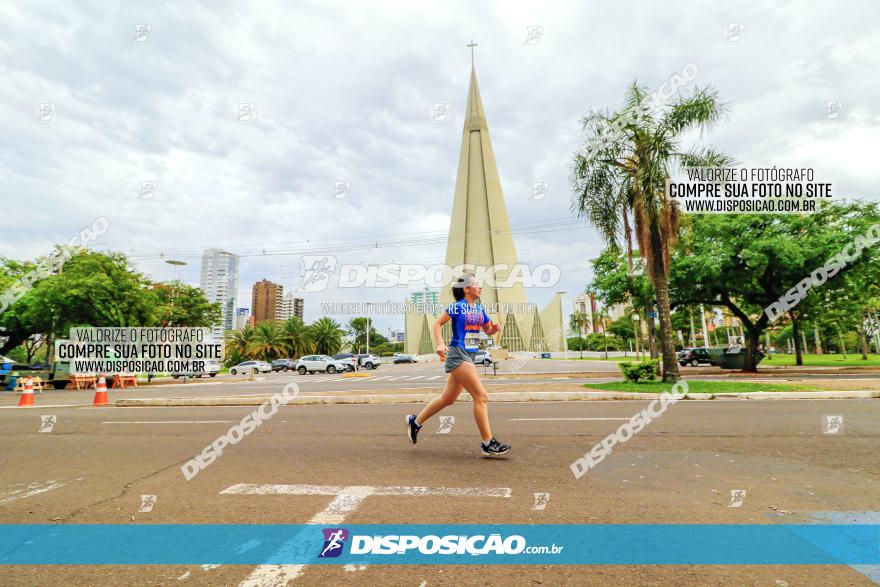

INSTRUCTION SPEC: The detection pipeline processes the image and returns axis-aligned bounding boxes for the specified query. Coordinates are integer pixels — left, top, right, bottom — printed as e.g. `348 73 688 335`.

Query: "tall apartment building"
199 248 239 339
277 292 304 321
572 294 595 335
410 287 440 306
251 279 284 323
234 307 250 330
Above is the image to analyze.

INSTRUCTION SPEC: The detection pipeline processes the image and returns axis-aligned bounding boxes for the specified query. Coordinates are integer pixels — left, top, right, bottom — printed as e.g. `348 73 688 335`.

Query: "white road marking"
223 484 512 498
408 376 425 380
158 382 224 388
370 376 392 381
102 421 234 424
510 417 630 421
0 481 66 505
224 483 511 585
0 404 90 409
428 376 442 380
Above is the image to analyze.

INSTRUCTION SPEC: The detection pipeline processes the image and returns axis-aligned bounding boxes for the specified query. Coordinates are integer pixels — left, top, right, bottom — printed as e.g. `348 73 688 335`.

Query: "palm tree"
248 321 287 361
279 316 314 359
569 310 588 358
571 81 731 382
310 317 345 356
594 306 610 360
224 326 255 365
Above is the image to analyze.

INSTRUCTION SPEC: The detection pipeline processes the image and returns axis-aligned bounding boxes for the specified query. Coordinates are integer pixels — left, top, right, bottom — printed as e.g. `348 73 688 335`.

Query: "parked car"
356 353 380 369
332 353 358 371
271 358 297 372
229 360 272 375
677 347 714 367
296 355 349 374
172 359 221 379
474 350 494 366
392 353 417 364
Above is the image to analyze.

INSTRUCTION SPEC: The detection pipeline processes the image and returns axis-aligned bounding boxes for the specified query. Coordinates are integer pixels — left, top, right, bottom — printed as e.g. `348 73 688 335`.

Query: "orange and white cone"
17 377 35 407
93 375 109 406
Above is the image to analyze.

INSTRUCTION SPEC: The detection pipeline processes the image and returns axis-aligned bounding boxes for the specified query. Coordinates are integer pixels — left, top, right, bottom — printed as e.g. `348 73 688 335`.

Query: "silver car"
296 355 348 375
172 359 221 379
474 350 494 366
229 360 272 375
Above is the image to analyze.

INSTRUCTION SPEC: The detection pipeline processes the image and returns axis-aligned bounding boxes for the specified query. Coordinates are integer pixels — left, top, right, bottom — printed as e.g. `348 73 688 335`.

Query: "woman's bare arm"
433 312 451 354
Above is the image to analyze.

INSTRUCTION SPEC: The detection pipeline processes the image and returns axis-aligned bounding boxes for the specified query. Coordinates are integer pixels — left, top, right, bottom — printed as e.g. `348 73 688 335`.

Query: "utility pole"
165 259 187 327
632 313 641 361
366 307 371 355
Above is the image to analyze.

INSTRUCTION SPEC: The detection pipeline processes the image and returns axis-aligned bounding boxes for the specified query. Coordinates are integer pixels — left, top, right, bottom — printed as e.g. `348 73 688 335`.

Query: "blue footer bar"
0 524 877 565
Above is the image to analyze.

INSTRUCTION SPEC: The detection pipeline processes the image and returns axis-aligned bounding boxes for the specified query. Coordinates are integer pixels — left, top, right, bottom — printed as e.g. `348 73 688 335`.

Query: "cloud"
1 0 876 332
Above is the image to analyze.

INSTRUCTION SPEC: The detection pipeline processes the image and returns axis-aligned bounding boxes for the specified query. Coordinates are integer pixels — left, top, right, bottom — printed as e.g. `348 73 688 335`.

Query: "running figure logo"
823 415 844 434
138 495 157 513
437 416 455 434
318 528 349 558
728 489 747 508
297 255 337 293
532 492 550 510
39 415 57 433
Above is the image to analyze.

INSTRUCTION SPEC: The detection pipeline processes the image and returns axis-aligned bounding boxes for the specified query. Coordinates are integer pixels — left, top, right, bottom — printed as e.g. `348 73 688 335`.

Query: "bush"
618 359 660 383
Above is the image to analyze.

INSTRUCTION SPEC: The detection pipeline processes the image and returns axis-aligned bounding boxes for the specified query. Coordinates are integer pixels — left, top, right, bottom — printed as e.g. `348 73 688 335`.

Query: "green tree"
225 326 256 366
0 250 155 355
571 82 730 381
568 310 589 358
310 317 345 355
669 202 880 371
279 316 314 359
150 281 221 327
347 317 386 352
248 321 287 361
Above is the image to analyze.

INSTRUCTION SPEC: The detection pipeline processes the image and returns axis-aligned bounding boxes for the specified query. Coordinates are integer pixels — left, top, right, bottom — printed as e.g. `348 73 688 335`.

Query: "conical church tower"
404 57 564 355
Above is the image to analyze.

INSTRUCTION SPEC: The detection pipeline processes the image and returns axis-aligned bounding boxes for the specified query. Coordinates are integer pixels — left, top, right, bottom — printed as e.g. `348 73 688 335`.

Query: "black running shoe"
480 437 511 457
405 414 422 444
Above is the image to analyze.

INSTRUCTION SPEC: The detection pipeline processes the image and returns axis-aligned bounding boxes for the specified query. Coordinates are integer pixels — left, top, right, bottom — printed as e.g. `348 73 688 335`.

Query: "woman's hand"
436 344 448 357
485 321 501 335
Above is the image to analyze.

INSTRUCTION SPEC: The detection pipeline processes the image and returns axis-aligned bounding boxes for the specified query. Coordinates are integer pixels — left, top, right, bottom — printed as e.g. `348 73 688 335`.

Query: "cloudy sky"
2 0 878 335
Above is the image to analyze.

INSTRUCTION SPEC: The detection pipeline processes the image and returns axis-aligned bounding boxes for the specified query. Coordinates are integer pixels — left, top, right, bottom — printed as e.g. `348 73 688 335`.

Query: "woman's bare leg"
415 374 462 425
451 362 492 442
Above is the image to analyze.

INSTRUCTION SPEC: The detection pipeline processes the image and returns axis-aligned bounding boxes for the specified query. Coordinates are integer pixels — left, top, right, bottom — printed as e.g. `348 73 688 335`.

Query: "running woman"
405 274 511 457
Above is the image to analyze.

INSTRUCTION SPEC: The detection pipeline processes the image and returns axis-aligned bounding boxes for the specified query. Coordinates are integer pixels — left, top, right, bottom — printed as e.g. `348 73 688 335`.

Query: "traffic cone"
17 377 35 407
93 374 109 406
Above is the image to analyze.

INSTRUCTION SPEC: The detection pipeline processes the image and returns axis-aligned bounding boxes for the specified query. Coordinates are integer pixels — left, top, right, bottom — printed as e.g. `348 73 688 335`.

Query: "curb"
114 389 880 407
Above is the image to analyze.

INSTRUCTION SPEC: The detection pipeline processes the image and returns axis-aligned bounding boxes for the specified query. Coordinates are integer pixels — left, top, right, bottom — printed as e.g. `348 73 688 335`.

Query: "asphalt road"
1 398 878 586
5 359 880 409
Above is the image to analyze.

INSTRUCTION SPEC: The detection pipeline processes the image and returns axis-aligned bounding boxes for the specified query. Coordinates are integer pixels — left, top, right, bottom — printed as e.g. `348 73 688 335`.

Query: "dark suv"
677 347 714 367
271 358 297 372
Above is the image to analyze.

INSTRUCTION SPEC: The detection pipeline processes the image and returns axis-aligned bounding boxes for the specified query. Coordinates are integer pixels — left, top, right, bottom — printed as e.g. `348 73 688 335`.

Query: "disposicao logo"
318 528 349 558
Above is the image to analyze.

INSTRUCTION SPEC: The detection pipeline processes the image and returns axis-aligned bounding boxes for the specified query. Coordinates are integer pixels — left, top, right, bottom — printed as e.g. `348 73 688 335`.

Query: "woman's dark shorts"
445 346 476 373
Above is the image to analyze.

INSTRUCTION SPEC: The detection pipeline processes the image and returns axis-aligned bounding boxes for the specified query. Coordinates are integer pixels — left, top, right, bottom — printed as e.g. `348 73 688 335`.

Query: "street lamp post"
557 291 567 359
164 260 187 327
